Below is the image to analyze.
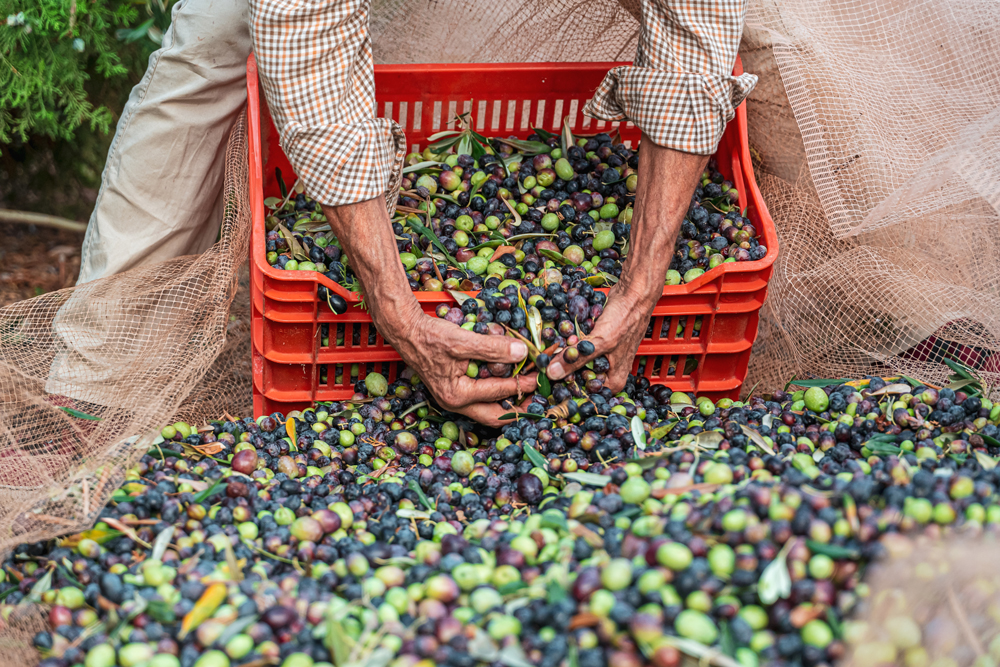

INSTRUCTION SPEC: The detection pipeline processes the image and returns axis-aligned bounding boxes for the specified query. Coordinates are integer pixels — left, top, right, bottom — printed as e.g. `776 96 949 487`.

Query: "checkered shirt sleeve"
585 0 758 155
249 0 405 212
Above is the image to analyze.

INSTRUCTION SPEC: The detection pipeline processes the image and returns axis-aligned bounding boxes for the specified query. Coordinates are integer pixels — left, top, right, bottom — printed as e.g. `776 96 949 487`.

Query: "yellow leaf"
286 417 296 444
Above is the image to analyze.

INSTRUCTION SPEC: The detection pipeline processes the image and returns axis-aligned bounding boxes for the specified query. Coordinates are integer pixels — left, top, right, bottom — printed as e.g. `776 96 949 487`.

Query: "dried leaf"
395 508 432 520
277 224 310 262
448 290 473 305
489 246 517 263
976 450 998 471
740 424 776 456
560 118 574 159
695 431 724 449
500 196 523 227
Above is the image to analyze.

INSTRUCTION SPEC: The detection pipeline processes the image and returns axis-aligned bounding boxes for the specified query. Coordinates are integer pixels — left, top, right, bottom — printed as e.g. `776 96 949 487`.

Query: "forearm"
616 134 708 304
321 199 420 328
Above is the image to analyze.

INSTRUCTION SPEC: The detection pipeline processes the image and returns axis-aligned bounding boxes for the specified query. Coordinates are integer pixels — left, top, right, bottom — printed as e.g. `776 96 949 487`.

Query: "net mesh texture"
0 0 998 661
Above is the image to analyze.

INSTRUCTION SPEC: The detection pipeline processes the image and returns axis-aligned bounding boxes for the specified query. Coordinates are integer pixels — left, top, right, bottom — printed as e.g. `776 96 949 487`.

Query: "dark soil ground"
0 223 84 306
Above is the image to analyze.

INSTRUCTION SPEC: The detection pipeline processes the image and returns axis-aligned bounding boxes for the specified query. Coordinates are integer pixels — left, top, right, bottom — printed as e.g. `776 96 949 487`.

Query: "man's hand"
321 198 535 426
380 307 538 425
547 134 709 388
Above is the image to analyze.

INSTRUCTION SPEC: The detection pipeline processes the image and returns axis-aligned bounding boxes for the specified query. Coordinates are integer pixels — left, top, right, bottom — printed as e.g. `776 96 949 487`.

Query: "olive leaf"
695 431 724 449
584 273 618 286
402 161 445 175
276 168 288 198
325 610 354 667
527 306 543 351
407 218 461 267
631 415 647 451
192 480 225 504
25 566 54 603
740 424 776 456
538 249 571 266
865 441 901 456
497 411 544 421
720 621 736 658
150 525 175 562
408 480 434 511
537 373 552 398
500 196 523 227
58 406 102 421
216 615 258 650
470 240 504 253
448 290 474 305
523 444 547 469
498 644 535 667
494 137 552 155
263 196 283 208
540 509 568 532
277 224 310 262
659 637 742 667
560 119 575 159
532 127 557 141
649 420 678 441
562 472 611 487
866 383 911 396
793 378 852 388
468 628 500 661
982 433 1000 448
976 450 998 470
804 540 860 560
758 539 794 605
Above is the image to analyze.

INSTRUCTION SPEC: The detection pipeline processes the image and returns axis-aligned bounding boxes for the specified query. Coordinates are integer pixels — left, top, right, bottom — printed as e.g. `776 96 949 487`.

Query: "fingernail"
548 361 564 377
510 341 527 360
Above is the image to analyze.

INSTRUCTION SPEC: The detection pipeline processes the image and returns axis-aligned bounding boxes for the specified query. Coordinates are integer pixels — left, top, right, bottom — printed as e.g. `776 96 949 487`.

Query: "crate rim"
246 54 778 307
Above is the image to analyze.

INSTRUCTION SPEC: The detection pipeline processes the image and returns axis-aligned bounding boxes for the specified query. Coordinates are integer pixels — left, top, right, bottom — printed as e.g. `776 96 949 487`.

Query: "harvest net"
0 0 999 660
844 534 1000 667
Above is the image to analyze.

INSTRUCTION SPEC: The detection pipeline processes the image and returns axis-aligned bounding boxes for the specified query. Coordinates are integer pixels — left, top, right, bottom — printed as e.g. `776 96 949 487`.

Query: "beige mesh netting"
0 114 253 558
0 0 996 638
740 0 1000 391
845 534 1000 666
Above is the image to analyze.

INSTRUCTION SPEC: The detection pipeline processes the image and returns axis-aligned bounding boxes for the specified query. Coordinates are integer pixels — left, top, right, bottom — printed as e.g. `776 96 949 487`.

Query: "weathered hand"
375 304 538 426
545 284 657 392
321 198 538 425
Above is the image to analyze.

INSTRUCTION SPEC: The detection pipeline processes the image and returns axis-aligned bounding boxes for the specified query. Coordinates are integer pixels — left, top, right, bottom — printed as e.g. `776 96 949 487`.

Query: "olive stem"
0 209 87 233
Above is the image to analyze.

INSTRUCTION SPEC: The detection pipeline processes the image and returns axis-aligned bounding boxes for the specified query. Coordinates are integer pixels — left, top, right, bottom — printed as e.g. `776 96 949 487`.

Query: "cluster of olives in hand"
262 128 765 313
436 268 607 379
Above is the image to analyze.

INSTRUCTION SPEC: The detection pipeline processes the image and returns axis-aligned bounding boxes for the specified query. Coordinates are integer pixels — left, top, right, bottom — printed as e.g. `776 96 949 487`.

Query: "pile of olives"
9 366 1000 667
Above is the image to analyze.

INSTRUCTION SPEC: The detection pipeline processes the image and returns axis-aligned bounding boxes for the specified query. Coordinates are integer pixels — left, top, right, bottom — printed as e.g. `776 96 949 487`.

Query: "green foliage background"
0 0 173 221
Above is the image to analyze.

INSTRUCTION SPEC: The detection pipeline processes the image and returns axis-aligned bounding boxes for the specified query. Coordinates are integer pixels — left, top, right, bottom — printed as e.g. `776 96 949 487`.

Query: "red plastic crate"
248 55 778 416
